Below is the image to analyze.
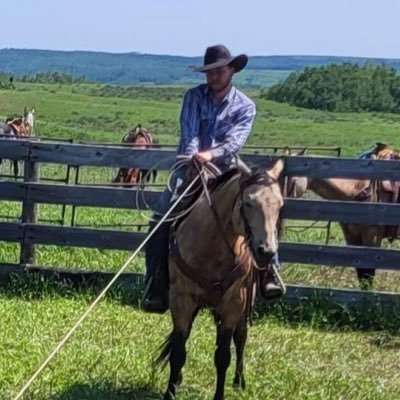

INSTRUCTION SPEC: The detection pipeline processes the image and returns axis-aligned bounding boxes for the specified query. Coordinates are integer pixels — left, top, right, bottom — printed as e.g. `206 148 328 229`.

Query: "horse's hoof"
163 391 175 400
176 371 183 386
233 376 246 390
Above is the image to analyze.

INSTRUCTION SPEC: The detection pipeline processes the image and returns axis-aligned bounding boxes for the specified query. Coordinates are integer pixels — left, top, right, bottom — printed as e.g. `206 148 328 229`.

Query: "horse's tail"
154 331 174 370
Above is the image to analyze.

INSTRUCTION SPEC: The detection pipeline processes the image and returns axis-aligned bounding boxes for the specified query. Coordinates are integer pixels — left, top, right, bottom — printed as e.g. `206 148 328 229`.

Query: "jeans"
144 168 186 283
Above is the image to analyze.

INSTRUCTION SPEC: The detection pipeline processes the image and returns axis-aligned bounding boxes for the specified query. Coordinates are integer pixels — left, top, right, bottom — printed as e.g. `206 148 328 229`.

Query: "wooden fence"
1 138 400 308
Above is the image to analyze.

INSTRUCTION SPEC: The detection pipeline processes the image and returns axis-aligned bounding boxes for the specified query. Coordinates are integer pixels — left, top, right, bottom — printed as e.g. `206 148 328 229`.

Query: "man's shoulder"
233 87 256 112
184 84 207 98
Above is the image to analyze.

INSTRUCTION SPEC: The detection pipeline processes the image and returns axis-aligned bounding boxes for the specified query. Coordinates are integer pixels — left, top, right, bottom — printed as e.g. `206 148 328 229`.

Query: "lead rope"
12 173 204 400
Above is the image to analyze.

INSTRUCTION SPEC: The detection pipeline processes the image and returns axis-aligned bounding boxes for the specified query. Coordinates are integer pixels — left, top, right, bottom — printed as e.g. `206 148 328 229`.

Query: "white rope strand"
13 173 202 400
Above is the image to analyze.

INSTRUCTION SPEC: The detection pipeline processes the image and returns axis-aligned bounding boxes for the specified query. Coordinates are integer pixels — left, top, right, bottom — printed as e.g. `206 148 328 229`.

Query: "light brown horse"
156 160 285 400
113 125 157 186
286 172 398 288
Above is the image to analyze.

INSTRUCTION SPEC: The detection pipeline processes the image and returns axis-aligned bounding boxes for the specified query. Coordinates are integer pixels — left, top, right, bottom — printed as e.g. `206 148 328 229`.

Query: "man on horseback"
142 45 282 313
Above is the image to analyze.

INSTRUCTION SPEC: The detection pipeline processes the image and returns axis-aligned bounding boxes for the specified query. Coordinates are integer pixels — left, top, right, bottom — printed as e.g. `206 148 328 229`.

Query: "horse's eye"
244 201 252 209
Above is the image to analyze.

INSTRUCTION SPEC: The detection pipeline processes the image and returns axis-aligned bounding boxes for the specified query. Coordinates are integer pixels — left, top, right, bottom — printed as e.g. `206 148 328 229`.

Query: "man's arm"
209 102 256 160
178 90 200 156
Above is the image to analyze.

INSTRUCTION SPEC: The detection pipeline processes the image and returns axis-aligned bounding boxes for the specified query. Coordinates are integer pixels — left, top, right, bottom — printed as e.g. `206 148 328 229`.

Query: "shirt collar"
204 85 236 105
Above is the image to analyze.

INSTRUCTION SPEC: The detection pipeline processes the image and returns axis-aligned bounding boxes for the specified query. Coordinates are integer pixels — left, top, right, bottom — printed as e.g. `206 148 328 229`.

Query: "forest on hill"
264 63 400 113
1 48 400 87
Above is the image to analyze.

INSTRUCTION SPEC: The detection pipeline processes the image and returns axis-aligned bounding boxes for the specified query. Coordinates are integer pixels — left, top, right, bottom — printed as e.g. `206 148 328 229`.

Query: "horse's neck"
26 112 34 129
177 176 241 259
308 177 369 200
25 112 35 136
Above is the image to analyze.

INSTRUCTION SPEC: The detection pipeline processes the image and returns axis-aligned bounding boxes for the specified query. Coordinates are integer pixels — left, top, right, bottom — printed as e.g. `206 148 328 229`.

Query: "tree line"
0 71 87 86
264 63 400 113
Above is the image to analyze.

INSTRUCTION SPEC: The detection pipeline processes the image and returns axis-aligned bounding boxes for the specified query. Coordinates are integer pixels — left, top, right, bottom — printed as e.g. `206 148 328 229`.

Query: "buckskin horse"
0 107 35 178
113 125 157 186
156 159 285 400
285 145 400 289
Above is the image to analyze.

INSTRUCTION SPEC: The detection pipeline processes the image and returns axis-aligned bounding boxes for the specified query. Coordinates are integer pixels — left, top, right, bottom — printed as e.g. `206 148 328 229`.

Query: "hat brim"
192 54 248 73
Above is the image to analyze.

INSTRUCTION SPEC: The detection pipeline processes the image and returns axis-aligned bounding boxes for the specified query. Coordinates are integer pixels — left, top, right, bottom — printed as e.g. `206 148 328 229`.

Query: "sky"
0 0 399 59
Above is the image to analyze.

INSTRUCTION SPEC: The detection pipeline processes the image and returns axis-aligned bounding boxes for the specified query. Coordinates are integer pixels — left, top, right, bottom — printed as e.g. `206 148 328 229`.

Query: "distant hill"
1 48 400 87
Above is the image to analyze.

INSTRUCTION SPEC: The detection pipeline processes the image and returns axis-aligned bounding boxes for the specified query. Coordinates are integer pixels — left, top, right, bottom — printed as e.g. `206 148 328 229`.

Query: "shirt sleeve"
210 102 256 160
178 90 200 156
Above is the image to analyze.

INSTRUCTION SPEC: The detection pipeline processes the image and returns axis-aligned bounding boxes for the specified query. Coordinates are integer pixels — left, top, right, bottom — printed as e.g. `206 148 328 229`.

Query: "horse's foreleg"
113 168 123 183
13 160 18 179
214 327 234 400
162 297 197 400
233 315 247 390
341 223 376 290
358 227 382 290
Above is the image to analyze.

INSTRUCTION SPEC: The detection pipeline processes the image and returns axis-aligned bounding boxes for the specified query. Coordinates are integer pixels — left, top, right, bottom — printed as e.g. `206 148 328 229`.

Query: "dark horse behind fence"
113 125 158 186
0 107 35 178
155 159 285 400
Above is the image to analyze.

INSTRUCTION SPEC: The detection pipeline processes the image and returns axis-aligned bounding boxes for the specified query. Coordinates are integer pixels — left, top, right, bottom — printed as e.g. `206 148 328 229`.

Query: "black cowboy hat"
193 45 248 73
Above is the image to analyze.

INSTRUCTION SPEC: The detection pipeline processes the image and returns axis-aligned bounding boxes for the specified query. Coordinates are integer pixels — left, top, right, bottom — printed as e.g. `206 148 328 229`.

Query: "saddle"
362 143 400 241
6 118 30 136
369 143 400 203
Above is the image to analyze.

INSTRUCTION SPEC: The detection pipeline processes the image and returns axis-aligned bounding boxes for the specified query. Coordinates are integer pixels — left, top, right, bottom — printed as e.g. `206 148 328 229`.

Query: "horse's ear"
268 159 285 180
31 107 35 114
282 146 290 156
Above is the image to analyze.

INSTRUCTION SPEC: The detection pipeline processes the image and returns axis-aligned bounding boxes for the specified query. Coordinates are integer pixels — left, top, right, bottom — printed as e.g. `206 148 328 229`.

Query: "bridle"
238 171 278 257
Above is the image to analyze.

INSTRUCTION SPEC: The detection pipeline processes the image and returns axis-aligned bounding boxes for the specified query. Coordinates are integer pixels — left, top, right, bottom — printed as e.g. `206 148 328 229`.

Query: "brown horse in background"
156 160 285 400
113 125 157 186
0 107 35 178
285 151 400 289
6 107 35 137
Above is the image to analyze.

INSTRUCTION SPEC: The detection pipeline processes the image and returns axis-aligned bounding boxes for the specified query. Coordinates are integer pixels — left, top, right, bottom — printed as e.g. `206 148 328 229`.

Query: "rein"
239 172 278 264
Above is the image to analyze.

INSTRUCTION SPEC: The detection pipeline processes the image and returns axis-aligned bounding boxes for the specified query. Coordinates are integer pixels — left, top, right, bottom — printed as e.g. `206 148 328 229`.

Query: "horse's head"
233 159 285 265
280 147 308 199
122 124 152 146
286 176 309 198
24 107 35 129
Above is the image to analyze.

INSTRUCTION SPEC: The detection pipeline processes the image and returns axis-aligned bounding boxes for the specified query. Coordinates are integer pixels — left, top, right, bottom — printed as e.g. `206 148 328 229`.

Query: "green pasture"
1 82 400 399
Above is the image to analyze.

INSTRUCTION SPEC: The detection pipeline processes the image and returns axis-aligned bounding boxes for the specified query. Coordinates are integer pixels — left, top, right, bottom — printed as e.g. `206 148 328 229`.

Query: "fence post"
19 159 40 265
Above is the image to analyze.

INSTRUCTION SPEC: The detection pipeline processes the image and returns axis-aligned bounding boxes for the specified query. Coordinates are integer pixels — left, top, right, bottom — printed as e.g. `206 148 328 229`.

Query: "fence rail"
0 221 399 270
2 181 400 225
3 139 400 179
1 138 400 305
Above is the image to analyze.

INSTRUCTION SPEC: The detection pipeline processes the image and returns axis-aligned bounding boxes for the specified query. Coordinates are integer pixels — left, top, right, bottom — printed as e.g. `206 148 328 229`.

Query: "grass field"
1 82 400 399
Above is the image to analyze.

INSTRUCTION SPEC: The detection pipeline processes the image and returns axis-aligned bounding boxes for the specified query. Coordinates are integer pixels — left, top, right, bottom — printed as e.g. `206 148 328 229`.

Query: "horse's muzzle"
253 244 275 266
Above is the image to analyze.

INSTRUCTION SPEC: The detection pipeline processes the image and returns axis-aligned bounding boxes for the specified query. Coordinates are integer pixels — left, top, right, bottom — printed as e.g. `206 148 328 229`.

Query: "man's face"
206 65 234 93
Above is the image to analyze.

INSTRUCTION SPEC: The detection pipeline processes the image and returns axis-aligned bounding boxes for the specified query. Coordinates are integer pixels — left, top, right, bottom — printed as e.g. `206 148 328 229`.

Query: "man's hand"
195 151 213 163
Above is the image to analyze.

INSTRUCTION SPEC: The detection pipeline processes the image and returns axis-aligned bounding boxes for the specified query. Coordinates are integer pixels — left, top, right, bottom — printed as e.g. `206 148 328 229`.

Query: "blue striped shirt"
178 84 256 166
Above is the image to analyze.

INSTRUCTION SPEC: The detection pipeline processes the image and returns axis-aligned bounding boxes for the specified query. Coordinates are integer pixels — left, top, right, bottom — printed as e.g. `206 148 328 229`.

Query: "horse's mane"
209 167 275 194
240 168 275 189
210 168 240 191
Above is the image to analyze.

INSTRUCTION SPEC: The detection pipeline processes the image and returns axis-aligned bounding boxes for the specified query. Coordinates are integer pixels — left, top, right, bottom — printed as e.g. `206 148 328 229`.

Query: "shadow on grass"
254 295 400 334
0 271 144 307
3 272 400 334
43 382 161 400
